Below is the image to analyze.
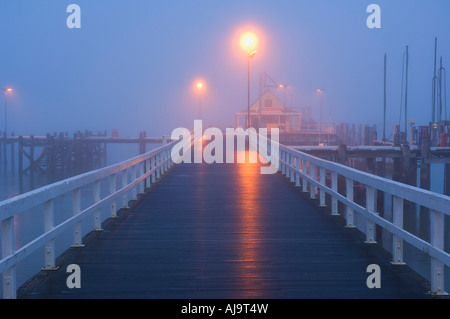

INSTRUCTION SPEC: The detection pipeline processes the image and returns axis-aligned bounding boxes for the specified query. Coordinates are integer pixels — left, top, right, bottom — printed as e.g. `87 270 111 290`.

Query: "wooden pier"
0 130 170 178
18 158 431 299
1 129 450 299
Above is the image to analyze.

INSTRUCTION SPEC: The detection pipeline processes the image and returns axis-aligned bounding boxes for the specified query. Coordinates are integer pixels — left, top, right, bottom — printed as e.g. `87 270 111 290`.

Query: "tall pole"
319 89 323 145
432 37 438 124
4 91 7 136
383 53 387 141
438 56 443 122
198 93 202 121
247 52 250 129
404 45 409 141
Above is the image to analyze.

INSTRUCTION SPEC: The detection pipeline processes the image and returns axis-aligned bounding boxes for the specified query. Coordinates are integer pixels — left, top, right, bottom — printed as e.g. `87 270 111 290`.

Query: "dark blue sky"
1 0 449 138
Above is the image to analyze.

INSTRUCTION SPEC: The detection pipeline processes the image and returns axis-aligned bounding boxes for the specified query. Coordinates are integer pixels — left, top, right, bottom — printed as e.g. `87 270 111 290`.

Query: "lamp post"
279 84 289 106
1 88 12 136
247 50 257 128
241 33 258 129
316 88 324 145
196 82 203 120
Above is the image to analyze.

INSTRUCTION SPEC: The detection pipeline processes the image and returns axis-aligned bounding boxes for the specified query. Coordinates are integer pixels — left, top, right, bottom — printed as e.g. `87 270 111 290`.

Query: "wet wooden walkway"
19 159 431 299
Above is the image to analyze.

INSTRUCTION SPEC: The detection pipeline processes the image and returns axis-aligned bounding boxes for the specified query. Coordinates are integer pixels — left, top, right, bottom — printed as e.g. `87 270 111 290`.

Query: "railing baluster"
290 154 295 183
295 156 300 187
93 180 103 231
131 165 137 200
110 173 118 218
122 168 128 208
156 154 161 180
140 161 145 194
2 216 16 299
345 178 355 228
72 188 84 247
278 149 282 173
319 167 325 207
151 156 156 183
391 196 405 265
331 172 338 216
310 163 316 199
43 199 58 270
145 158 152 188
301 159 307 193
162 149 167 175
365 186 377 244
286 153 291 180
430 210 446 295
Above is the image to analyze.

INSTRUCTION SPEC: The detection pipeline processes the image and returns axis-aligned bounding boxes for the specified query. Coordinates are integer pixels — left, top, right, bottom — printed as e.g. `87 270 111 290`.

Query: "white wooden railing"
0 139 176 298
258 134 450 296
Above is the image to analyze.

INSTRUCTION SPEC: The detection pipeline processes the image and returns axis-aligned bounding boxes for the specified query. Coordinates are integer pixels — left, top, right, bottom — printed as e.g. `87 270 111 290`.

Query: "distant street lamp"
1 88 13 136
279 84 289 106
316 88 324 145
196 82 203 120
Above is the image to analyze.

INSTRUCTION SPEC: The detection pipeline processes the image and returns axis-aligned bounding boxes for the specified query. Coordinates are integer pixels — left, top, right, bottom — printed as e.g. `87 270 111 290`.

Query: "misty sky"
0 0 449 138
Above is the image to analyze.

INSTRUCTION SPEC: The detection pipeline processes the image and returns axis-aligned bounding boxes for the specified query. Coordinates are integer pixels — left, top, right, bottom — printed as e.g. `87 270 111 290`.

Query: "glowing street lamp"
196 82 203 120
241 33 258 129
279 84 289 106
1 88 13 136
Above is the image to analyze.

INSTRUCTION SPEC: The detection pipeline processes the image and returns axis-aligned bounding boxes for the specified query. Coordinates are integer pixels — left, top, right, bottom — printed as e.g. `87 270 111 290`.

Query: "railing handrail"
260 134 450 295
262 136 450 214
0 138 177 298
0 141 176 221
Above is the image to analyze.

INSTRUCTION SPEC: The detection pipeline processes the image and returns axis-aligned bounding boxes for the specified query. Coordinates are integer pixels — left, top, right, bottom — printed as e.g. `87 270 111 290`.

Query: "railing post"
131 165 137 200
146 158 151 189
151 156 156 183
281 150 286 175
286 153 291 180
430 210 447 295
295 156 300 187
310 163 316 199
290 154 295 183
156 153 161 180
72 188 84 247
391 196 405 265
168 147 173 169
331 172 338 216
162 149 167 175
93 179 103 231
319 167 326 207
43 199 58 270
278 149 282 173
122 168 129 208
2 217 16 299
364 186 377 244
301 159 307 193
139 161 145 194
345 178 355 228
110 173 118 218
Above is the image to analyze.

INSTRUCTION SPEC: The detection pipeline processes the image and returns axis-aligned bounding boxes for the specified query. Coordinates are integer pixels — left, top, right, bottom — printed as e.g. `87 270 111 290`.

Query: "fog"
0 0 449 139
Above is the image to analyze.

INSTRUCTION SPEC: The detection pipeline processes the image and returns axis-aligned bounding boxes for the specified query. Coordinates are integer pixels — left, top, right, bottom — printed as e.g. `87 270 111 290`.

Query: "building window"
265 99 272 108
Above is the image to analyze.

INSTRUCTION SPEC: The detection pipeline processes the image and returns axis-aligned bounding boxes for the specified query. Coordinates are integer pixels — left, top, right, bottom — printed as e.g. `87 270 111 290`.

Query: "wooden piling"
2 132 7 169
11 132 15 172
18 136 23 179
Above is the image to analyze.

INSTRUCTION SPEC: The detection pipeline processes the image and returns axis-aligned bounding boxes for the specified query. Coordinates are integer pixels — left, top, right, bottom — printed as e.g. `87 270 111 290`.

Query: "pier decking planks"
19 160 431 299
